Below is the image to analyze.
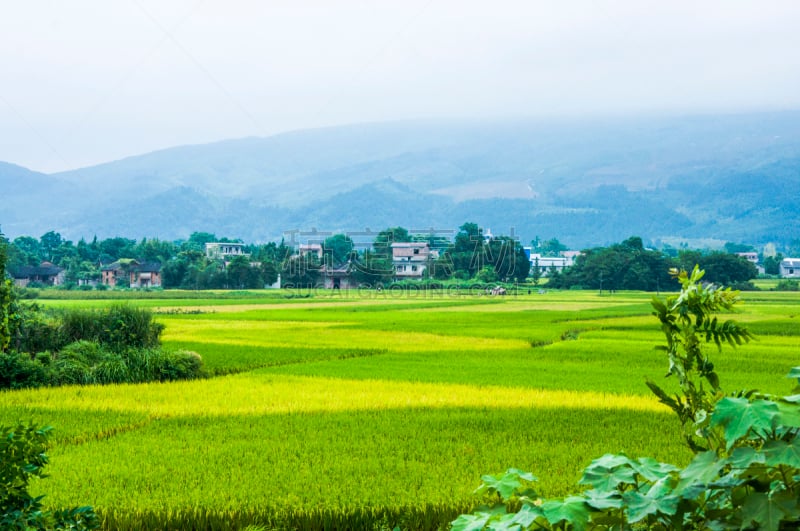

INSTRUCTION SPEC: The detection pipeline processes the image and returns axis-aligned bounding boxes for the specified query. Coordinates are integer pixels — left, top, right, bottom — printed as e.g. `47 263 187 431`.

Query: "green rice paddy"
2 288 799 529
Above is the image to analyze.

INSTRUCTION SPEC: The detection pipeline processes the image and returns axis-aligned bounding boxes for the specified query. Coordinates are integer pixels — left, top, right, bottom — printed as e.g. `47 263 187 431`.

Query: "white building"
780 258 800 278
205 242 247 260
392 242 433 279
526 250 580 276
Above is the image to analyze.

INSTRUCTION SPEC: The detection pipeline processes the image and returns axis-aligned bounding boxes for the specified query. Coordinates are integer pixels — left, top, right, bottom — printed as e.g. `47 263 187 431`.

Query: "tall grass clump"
1 301 203 389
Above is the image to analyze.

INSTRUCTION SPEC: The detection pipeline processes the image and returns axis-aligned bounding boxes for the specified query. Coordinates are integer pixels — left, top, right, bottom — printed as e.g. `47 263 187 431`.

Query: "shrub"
92 356 130 384
1 422 98 530
160 350 205 381
775 279 800 291
0 351 48 389
58 304 164 350
11 304 63 353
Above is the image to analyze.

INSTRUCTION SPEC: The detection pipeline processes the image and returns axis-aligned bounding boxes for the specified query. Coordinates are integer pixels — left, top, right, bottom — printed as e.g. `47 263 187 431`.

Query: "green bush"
775 279 800 291
11 305 63 353
160 349 205 381
58 304 164 350
0 351 48 389
1 422 98 530
123 347 205 383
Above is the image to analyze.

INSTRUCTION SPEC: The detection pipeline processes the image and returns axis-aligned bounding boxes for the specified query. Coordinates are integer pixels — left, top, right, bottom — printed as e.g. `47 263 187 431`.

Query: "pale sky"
2 1 799 173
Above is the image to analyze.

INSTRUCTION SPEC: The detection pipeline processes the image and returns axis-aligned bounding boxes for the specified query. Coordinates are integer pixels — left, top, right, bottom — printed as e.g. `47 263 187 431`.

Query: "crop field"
2 288 799 529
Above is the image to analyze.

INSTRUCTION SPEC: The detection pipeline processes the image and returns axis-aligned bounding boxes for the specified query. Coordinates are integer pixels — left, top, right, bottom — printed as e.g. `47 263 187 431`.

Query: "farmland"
2 288 799 530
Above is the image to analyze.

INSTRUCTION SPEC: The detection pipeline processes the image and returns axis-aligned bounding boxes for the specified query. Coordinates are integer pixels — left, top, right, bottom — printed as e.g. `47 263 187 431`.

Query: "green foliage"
0 351 49 389
58 304 164 351
1 234 13 353
775 279 800 291
0 302 203 389
1 422 98 530
550 236 673 291
322 233 355 266
648 266 754 450
453 267 800 530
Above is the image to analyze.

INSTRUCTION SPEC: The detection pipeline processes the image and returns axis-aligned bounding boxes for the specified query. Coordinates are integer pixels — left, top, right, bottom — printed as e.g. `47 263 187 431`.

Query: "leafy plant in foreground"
453 267 800 530
1 422 99 530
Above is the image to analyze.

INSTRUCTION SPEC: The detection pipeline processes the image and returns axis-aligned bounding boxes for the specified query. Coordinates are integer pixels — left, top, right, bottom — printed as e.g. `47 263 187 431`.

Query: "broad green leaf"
725 446 765 469
579 454 636 491
675 451 723 496
623 487 680 523
451 512 492 531
707 472 744 489
775 400 800 427
486 513 523 531
508 504 544 528
478 469 535 500
710 397 779 449
631 456 679 482
541 496 590 531
787 367 800 382
583 488 623 510
739 492 791 531
781 394 800 404
762 439 800 468
505 468 537 483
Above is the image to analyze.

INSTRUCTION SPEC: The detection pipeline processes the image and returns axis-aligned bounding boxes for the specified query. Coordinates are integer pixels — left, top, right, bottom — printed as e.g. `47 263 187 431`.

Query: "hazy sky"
2 1 799 173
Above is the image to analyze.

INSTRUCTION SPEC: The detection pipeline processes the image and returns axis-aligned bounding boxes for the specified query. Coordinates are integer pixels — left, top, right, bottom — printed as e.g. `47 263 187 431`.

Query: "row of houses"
11 260 163 288
9 243 800 287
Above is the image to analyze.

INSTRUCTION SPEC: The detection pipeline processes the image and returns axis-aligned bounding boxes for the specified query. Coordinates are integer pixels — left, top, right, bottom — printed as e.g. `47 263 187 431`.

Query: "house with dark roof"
12 261 66 287
101 260 162 288
321 264 357 290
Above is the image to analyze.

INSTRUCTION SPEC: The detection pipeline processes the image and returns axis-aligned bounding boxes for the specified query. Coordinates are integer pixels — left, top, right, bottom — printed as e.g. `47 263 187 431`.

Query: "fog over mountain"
3 111 800 249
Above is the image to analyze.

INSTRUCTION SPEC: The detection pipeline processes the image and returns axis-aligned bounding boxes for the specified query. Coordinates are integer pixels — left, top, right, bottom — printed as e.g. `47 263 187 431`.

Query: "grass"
1 288 799 529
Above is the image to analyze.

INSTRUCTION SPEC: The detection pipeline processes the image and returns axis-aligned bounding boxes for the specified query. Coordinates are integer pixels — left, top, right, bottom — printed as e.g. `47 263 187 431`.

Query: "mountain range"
2 111 800 250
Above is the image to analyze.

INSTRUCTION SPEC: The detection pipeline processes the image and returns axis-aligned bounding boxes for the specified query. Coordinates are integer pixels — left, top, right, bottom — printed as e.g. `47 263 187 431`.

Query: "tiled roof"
12 264 63 278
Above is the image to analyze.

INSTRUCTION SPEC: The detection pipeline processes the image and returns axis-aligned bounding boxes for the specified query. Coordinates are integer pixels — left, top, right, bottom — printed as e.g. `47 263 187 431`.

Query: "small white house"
392 242 432 279
205 242 247 260
780 258 800 278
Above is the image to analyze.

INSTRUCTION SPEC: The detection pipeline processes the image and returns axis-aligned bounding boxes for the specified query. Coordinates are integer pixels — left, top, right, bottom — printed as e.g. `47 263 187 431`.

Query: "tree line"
547 236 759 291
1 223 531 290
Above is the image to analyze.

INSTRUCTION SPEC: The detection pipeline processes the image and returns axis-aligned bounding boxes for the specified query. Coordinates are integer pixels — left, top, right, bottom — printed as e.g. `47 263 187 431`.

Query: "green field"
3 289 800 529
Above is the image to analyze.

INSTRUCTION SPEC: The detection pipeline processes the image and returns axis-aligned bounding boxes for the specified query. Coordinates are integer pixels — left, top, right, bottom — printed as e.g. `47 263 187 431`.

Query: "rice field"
2 288 799 529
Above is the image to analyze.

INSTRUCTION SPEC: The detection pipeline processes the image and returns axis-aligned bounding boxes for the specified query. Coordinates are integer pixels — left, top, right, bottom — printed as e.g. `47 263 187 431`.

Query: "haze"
2 0 799 173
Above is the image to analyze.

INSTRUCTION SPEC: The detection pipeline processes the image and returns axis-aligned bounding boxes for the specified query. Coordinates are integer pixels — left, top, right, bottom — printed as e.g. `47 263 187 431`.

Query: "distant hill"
2 111 800 249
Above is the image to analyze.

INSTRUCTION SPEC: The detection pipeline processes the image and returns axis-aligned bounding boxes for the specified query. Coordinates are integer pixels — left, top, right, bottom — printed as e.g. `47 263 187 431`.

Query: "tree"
260 260 279 286
322 234 354 266
697 252 758 285
764 253 784 276
373 227 411 258
531 256 541 286
550 237 673 291
39 231 63 262
0 233 13 352
446 222 487 279
487 236 530 283
184 232 218 252
723 241 755 254
351 250 393 286
225 255 261 289
281 253 320 289
99 237 136 261
12 236 41 265
538 237 567 257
